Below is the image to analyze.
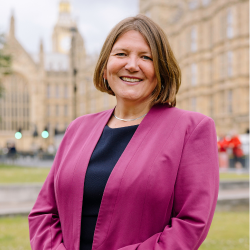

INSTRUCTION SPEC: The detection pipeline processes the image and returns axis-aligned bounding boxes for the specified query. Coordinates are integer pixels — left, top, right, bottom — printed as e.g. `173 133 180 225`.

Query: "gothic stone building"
140 0 249 135
0 1 115 152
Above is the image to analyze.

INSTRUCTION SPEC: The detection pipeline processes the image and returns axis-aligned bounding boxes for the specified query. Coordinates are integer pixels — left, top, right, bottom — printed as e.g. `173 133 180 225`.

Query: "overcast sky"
0 0 139 54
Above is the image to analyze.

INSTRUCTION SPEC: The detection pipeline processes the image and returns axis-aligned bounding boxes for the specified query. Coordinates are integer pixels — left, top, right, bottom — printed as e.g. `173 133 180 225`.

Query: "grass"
200 212 249 250
0 216 31 250
0 164 50 184
0 164 248 184
220 172 249 181
0 212 248 250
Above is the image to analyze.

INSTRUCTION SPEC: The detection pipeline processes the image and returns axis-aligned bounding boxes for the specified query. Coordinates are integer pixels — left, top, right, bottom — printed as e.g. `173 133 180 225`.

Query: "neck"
114 99 151 119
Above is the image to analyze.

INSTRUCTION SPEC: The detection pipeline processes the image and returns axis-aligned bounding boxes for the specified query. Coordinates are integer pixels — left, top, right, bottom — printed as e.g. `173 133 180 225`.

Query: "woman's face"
104 30 157 105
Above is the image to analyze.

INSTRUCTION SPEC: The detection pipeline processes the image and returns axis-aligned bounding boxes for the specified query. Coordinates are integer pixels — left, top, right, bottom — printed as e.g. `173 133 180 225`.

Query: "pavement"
0 181 248 217
0 157 53 168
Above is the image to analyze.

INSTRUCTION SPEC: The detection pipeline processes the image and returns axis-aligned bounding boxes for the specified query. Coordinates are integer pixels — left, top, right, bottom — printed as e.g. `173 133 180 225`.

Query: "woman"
29 14 219 250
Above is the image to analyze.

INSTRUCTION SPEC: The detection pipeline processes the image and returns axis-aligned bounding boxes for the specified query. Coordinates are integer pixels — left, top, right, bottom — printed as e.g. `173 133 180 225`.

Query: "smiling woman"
28 14 219 250
104 30 158 118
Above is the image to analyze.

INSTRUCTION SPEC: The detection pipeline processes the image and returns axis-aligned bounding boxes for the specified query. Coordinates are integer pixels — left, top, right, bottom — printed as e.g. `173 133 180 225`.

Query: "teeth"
121 77 141 82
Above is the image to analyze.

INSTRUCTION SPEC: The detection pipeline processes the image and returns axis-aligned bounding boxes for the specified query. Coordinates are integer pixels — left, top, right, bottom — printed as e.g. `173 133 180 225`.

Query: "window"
56 105 59 116
220 53 225 78
189 0 198 10
220 12 227 39
209 22 213 48
227 51 233 77
220 91 225 114
56 85 59 98
64 86 68 98
47 85 50 98
191 63 197 86
227 9 233 39
191 27 197 52
64 105 68 116
228 90 233 113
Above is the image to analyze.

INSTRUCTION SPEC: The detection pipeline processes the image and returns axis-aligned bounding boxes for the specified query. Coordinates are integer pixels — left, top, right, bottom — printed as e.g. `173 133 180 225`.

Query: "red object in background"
229 136 244 157
217 138 229 152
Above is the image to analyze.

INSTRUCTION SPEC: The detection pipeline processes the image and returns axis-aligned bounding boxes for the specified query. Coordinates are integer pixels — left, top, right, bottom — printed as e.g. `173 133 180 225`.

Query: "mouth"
120 76 143 83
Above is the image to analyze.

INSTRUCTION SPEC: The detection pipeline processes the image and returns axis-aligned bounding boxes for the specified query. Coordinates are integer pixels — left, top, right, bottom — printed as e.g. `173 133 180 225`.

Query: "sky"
0 0 139 54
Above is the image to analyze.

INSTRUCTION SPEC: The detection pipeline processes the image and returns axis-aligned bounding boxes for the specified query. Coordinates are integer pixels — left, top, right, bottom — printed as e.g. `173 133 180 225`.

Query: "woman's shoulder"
157 105 216 136
175 107 213 123
157 104 214 125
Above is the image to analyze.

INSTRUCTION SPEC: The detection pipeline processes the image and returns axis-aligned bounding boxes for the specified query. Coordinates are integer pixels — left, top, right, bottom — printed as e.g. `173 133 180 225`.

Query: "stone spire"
9 12 15 37
39 39 44 69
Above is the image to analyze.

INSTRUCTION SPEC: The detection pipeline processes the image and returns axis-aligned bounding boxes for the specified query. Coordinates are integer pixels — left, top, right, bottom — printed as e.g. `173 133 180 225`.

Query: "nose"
124 55 140 72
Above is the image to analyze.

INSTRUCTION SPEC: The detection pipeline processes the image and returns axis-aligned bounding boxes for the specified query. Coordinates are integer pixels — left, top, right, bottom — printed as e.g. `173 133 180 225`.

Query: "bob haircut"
94 14 181 107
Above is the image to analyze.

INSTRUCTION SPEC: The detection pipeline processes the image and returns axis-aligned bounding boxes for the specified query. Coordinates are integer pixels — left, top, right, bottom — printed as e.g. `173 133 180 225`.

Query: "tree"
0 33 12 98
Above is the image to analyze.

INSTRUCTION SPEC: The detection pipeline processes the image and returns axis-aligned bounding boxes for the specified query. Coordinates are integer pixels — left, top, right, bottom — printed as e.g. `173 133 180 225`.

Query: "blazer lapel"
92 104 170 250
70 108 114 250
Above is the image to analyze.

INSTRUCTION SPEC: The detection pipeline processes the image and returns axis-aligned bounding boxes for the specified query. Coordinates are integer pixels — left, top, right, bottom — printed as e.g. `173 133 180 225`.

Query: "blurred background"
0 0 249 249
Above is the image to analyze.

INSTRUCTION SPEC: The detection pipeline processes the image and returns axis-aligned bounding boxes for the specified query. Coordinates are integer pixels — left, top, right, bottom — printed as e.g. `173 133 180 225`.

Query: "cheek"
107 59 122 76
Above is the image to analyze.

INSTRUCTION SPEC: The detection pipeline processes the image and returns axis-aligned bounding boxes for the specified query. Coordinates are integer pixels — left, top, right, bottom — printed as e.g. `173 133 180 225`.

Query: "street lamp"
15 128 22 139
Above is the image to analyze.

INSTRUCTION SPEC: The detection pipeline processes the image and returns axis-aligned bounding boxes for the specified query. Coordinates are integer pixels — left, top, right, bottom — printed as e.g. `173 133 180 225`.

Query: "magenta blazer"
28 104 219 250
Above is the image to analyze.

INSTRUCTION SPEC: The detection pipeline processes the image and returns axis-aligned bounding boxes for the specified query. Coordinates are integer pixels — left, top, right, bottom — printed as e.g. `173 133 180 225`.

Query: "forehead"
112 30 151 51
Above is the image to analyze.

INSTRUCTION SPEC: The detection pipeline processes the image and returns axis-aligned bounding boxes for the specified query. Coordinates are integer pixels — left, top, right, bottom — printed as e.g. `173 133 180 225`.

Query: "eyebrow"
111 48 152 55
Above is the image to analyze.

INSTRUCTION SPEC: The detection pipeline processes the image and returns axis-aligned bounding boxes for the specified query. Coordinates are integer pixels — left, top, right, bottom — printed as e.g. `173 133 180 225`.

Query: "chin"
121 93 142 101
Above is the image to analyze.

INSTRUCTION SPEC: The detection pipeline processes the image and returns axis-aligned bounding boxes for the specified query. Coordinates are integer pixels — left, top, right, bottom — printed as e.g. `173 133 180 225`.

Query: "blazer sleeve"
28 125 72 250
118 116 219 250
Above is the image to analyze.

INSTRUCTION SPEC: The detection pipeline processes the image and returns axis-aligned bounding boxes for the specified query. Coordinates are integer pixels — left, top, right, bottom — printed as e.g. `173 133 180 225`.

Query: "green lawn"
200 212 249 250
220 172 249 181
0 216 31 250
0 164 50 184
0 164 248 184
0 212 248 250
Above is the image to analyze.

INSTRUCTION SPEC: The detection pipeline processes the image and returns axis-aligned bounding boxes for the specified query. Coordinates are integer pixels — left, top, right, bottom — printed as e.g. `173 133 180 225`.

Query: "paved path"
0 183 248 216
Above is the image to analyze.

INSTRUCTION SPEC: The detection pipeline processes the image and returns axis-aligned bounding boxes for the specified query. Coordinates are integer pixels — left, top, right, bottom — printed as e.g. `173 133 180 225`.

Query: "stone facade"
140 0 249 135
0 1 115 152
0 0 248 152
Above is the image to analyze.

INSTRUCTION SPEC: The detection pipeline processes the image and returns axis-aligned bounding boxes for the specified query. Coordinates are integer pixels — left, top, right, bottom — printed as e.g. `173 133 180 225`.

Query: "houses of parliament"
0 0 249 152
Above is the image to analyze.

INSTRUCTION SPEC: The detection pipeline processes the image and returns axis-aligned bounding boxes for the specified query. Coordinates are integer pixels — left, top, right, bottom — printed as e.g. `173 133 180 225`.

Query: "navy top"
80 124 139 250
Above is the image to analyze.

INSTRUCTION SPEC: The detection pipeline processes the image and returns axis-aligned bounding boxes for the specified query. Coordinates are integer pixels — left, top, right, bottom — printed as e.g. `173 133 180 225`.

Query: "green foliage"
0 164 50 183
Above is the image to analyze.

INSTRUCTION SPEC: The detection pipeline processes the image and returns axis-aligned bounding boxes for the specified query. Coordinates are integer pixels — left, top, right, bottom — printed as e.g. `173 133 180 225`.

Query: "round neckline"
105 124 139 130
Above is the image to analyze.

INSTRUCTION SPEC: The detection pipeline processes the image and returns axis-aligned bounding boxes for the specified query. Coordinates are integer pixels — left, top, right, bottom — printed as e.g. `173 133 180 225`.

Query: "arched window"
0 73 30 131
227 51 233 77
191 63 197 85
191 26 197 52
227 9 233 39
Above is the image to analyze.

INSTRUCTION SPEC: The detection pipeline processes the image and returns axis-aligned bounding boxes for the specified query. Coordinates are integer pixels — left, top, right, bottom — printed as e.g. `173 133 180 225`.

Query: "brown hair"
93 14 181 107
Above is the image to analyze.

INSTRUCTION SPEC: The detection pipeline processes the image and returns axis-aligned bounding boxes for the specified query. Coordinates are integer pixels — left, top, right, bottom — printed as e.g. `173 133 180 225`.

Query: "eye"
116 53 126 57
142 55 153 61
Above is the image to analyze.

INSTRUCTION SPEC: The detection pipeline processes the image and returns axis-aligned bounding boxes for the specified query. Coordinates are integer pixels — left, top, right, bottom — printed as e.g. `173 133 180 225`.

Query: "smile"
120 77 142 83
